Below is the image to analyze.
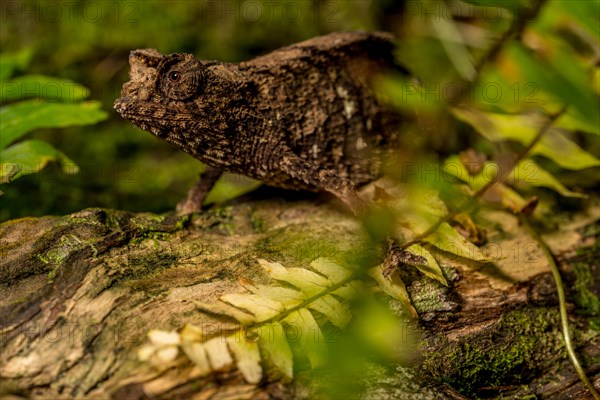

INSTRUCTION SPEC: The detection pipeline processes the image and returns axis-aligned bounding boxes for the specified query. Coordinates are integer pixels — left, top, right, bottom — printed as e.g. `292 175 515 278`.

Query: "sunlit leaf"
258 259 332 296
180 342 212 375
242 283 305 307
369 265 418 318
452 108 600 169
1 140 79 183
204 337 234 371
155 346 178 363
404 244 448 286
1 75 90 102
226 335 262 384
220 293 284 322
556 109 600 136
0 100 107 150
512 160 586 198
534 129 600 170
137 344 156 362
179 323 205 342
256 322 293 379
427 222 492 262
309 258 353 282
283 309 328 368
309 294 352 329
332 280 363 300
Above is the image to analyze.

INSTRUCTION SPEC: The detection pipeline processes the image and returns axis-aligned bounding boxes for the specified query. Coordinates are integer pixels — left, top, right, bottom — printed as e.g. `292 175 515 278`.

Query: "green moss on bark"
422 308 565 397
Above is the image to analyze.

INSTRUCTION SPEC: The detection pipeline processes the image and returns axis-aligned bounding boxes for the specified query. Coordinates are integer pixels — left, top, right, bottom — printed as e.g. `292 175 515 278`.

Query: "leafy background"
1 0 388 221
1 0 598 222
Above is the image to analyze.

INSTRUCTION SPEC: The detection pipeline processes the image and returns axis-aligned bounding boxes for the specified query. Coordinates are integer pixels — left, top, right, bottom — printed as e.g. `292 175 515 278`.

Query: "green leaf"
226 335 262 384
205 174 262 205
1 75 90 102
242 283 305 308
0 100 107 150
556 109 600 136
332 281 363 300
452 108 546 143
452 108 600 170
283 309 328 368
512 160 586 198
428 0 476 81
0 48 33 81
506 43 600 129
309 295 352 329
1 140 78 183
538 0 600 48
427 222 492 262
404 244 448 286
375 74 446 112
256 322 293 379
309 258 353 282
533 129 600 170
369 265 418 318
258 259 332 297
220 293 284 322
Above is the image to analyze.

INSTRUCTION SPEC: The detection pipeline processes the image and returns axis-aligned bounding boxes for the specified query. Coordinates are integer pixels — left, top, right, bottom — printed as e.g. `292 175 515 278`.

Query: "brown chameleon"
114 31 404 214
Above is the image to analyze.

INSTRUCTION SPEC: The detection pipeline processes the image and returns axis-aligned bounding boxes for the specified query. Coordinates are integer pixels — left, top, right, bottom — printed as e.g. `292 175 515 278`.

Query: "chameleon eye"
157 54 203 101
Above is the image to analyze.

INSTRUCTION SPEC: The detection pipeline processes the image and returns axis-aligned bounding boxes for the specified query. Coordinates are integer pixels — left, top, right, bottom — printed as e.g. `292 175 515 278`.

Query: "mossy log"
1 191 598 399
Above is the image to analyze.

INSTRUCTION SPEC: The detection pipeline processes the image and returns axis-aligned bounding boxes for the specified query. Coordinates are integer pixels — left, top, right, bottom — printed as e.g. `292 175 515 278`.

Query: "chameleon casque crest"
114 31 402 213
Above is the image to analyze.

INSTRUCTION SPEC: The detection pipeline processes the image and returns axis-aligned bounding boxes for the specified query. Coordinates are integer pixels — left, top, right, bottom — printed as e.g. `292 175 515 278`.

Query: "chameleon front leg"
176 165 223 214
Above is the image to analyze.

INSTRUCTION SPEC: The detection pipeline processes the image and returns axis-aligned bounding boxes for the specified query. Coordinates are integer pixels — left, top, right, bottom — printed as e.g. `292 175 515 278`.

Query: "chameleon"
114 31 404 214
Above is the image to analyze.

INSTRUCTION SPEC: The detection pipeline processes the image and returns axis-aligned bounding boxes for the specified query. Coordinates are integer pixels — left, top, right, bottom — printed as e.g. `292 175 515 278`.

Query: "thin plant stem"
520 215 600 400
401 106 567 252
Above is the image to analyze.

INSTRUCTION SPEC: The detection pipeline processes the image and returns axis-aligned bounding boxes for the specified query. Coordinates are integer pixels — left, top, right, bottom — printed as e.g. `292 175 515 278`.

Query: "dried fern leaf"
204 337 234 371
180 342 212 375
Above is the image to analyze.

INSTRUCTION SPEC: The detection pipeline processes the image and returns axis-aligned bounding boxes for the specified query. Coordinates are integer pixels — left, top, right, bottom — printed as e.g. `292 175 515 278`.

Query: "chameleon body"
114 31 402 213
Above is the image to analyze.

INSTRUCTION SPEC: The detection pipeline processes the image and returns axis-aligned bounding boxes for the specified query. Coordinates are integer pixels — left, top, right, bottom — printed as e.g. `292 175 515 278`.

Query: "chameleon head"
114 49 204 138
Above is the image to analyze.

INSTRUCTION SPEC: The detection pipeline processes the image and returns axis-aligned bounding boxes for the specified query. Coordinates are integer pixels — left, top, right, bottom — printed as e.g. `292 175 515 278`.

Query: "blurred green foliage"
0 48 107 190
1 0 597 222
0 0 385 221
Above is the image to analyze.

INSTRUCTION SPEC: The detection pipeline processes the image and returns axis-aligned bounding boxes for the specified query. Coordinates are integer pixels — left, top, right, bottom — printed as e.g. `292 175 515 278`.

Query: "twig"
473 0 548 74
469 105 568 203
520 215 600 400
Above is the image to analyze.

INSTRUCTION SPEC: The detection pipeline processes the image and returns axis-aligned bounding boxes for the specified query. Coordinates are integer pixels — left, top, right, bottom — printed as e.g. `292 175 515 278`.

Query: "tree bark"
1 191 598 399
